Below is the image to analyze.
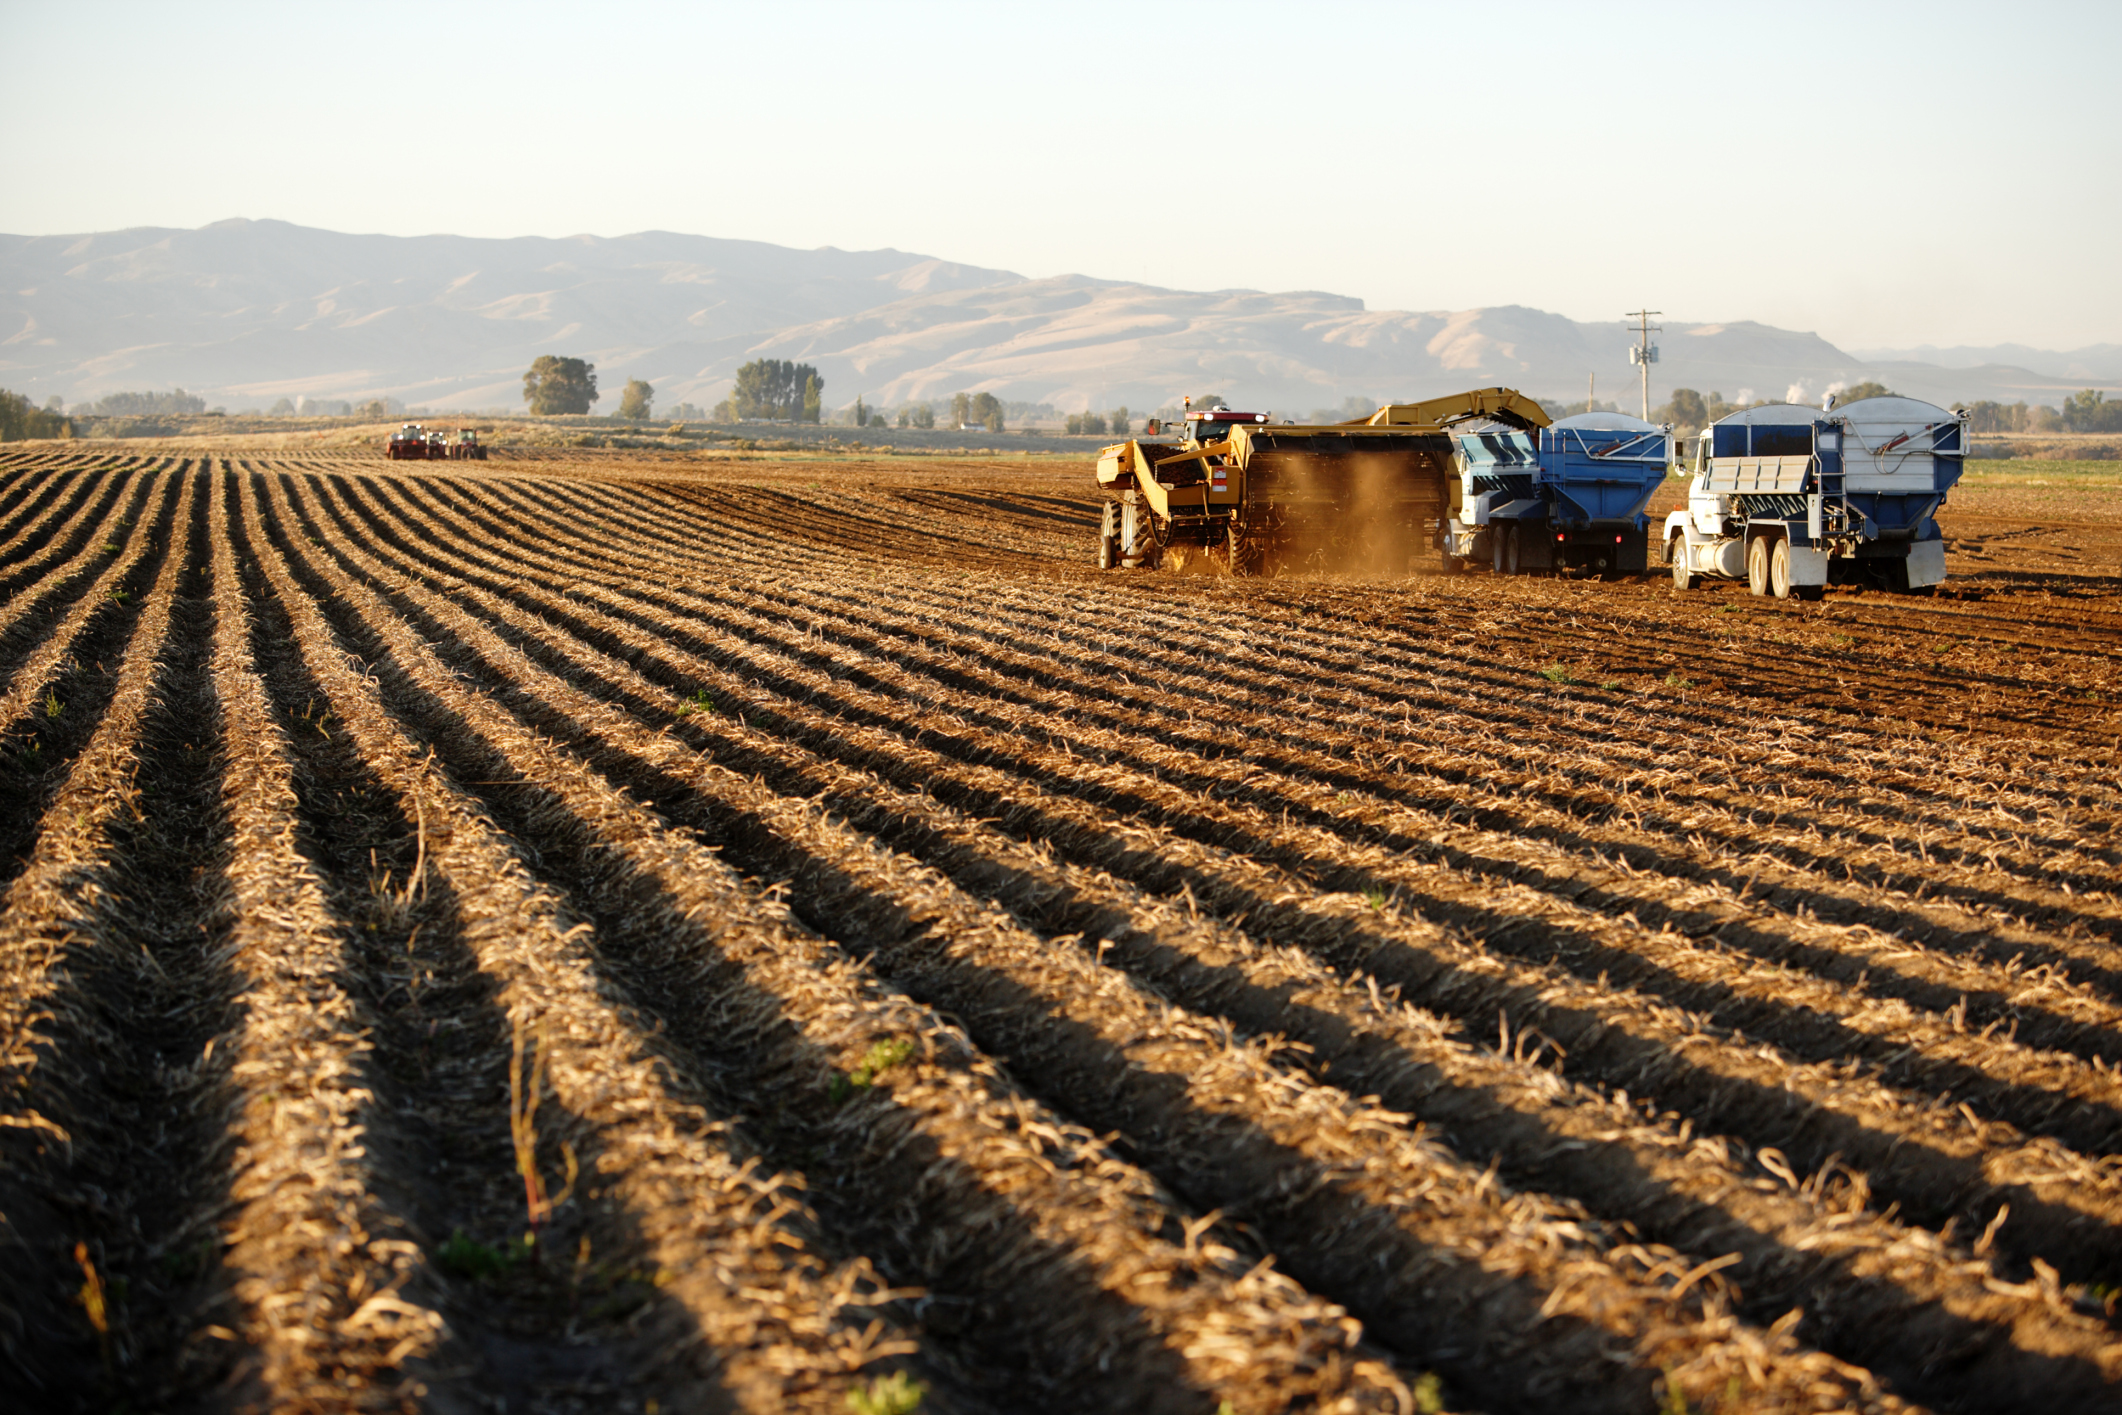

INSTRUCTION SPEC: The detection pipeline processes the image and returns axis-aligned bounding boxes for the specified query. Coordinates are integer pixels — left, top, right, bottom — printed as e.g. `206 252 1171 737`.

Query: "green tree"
729 359 823 420
802 374 823 424
0 388 75 441
2064 389 2122 433
1830 380 1895 406
852 395 869 427
1660 388 1709 430
949 392 971 428
910 404 935 430
969 391 1003 432
523 356 599 415
1110 405 1129 436
618 378 654 420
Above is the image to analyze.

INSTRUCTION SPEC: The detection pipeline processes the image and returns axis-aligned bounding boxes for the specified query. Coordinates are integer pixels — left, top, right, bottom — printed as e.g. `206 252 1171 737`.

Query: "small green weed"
1599 678 1624 691
102 540 121 554
1365 889 1386 912
674 689 715 718
435 1228 532 1282
1663 672 1694 690
846 1372 925 1415
44 690 64 720
106 589 129 605
1539 664 1577 684
832 1037 917 1101
1413 1372 1445 1414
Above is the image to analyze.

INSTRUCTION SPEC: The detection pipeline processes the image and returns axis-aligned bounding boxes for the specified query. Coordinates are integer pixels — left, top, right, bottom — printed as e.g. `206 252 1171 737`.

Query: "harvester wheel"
1746 536 1771 596
1669 534 1698 590
1503 525 1522 577
1097 503 1118 570
1769 539 1794 599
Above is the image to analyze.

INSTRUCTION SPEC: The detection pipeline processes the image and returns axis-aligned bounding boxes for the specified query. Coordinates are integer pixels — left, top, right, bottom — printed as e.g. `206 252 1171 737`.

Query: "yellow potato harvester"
1094 387 1551 575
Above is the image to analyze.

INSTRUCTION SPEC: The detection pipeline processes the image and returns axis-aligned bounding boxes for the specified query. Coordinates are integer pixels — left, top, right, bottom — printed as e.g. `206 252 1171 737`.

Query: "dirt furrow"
474 553 2122 1158
763 567 2122 928
0 467 121 577
294 471 1422 1414
0 466 244 1411
330 475 1916 1414
340 476 2122 1404
398 525 2122 1286
0 468 157 649
200 468 455 1409
0 466 89 547
358 478 2122 1158
355 486 2122 1411
238 470 935 1414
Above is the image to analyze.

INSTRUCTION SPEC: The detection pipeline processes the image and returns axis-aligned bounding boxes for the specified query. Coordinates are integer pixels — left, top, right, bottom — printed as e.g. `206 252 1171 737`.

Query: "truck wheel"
1501 525 1521 576
1746 537 1771 596
1097 503 1118 570
1669 534 1697 590
1770 539 1793 599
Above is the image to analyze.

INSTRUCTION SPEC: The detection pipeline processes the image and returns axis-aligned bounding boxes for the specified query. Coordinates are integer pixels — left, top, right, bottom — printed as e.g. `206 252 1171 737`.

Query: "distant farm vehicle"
449 429 488 461
426 431 449 459
1451 412 1672 577
1666 395 1965 599
1094 388 1550 576
386 423 429 460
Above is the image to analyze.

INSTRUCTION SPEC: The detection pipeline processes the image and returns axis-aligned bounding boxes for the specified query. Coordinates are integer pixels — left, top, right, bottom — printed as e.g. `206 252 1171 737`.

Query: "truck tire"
1669 533 1697 590
1097 503 1117 569
1747 536 1771 596
1770 538 1793 599
1501 525 1521 576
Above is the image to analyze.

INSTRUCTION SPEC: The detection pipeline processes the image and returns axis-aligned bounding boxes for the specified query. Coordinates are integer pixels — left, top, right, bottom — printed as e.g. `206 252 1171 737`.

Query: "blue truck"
1665 395 1965 599
1448 412 1672 576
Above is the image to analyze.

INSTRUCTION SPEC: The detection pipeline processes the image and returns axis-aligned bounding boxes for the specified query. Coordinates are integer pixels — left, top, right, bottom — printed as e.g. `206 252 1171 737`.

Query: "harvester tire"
1669 534 1698 590
1097 503 1118 570
1747 536 1771 596
1769 539 1793 599
1503 525 1522 577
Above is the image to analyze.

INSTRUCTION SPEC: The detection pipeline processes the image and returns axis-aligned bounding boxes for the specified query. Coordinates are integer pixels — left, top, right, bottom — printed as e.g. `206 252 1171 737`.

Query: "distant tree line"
1065 405 1130 436
718 359 822 422
0 389 74 441
2060 389 2122 433
78 388 208 417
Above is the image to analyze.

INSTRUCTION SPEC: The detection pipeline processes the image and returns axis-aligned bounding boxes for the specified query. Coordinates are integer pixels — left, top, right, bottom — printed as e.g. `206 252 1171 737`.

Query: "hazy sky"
4 0 2115 351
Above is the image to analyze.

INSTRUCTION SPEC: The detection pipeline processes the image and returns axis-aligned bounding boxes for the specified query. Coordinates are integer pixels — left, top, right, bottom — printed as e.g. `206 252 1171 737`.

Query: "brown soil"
2 444 2120 1415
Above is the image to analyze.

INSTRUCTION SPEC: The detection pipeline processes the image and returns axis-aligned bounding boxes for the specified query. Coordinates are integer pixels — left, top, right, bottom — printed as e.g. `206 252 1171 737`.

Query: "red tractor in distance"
387 423 429 460
450 429 489 460
425 429 449 459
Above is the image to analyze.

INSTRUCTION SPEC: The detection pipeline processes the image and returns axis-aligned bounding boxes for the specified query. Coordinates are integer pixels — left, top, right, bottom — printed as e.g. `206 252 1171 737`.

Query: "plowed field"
2 448 2120 1415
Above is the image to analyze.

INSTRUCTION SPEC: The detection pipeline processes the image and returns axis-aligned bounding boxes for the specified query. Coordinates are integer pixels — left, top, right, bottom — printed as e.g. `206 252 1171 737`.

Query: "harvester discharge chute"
1094 388 1550 576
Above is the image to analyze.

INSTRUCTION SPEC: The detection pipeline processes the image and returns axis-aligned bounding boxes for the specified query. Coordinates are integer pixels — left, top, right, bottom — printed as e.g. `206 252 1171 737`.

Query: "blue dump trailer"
1447 412 1672 575
1664 395 1966 600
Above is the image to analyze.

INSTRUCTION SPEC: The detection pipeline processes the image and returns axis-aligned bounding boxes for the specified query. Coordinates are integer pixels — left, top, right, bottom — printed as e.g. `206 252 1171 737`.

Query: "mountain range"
3 219 2114 417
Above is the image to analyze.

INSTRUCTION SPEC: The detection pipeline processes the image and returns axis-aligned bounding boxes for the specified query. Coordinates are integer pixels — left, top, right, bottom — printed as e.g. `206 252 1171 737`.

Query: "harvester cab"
1094 387 1549 576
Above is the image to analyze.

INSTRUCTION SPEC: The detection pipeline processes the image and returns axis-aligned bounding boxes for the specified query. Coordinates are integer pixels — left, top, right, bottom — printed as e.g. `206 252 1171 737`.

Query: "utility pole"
1626 309 1662 422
